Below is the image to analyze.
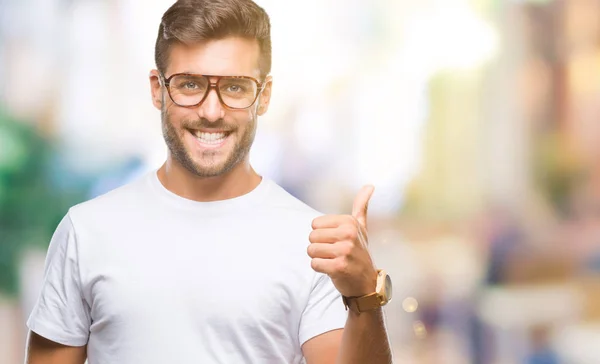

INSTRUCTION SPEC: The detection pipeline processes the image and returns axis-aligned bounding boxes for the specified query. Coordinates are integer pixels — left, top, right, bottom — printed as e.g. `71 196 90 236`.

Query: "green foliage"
0 110 87 297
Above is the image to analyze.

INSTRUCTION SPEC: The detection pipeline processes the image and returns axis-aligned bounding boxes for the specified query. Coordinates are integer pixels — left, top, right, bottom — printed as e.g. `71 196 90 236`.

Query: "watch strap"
343 292 383 313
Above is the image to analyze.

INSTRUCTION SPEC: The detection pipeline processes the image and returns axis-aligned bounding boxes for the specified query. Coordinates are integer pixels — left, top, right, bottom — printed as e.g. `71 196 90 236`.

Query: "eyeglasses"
160 73 266 110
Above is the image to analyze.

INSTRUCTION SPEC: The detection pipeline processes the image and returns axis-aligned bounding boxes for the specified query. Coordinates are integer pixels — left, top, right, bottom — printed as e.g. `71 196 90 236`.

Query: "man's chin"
176 142 247 178
185 159 232 178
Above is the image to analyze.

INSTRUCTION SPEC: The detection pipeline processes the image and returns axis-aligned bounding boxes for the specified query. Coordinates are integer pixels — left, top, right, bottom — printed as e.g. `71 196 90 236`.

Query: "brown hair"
155 0 272 78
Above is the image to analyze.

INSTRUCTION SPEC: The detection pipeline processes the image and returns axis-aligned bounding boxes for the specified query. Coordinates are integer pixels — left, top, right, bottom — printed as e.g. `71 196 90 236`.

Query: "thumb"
352 185 375 230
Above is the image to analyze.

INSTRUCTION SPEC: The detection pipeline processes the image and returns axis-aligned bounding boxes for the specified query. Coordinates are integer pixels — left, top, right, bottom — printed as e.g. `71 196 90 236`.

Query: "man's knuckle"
336 258 348 273
338 242 353 257
343 225 358 240
310 258 319 270
311 218 320 229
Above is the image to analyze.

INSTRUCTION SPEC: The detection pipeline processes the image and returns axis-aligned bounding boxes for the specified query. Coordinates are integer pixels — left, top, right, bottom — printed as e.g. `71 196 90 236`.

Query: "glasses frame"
160 73 266 110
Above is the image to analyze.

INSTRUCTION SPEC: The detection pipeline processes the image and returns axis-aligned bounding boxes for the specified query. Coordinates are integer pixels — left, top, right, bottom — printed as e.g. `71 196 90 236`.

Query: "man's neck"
157 157 262 202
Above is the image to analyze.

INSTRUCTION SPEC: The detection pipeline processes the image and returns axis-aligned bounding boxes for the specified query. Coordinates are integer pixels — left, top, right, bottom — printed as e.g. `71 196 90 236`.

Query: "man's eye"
182 82 198 89
227 85 244 92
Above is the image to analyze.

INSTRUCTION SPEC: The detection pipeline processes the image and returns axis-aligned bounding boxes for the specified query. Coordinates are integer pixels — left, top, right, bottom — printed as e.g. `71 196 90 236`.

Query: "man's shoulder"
263 180 323 221
68 172 152 222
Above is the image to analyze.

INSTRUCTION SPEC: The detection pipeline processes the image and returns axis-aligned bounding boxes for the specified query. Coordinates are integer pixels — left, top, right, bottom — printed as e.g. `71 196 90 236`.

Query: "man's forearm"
336 308 392 364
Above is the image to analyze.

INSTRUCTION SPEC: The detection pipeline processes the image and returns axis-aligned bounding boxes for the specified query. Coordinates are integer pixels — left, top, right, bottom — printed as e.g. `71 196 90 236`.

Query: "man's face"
150 37 272 177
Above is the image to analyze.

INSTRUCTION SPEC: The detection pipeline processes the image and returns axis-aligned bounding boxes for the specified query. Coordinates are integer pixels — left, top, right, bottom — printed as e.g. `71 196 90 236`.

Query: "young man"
25 0 393 363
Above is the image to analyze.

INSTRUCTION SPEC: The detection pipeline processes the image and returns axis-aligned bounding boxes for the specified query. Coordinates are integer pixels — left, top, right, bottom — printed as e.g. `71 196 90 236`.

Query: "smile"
188 129 232 148
196 131 226 144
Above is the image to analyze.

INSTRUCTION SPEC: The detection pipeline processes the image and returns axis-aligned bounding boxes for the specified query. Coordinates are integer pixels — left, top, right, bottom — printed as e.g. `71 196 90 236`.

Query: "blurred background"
1 0 600 363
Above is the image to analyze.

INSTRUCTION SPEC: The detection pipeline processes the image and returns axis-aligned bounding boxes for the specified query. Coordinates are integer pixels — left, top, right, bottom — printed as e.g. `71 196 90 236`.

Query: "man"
25 0 393 363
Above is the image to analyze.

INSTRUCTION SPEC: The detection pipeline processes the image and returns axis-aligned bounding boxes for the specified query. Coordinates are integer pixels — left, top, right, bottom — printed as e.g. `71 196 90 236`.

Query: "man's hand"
307 185 378 297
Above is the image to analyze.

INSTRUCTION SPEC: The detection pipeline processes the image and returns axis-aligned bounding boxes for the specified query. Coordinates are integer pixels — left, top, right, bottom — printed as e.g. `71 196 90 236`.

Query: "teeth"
195 131 226 144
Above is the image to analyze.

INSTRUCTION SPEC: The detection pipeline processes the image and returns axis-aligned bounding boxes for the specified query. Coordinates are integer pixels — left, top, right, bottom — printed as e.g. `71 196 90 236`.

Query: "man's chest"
81 228 312 342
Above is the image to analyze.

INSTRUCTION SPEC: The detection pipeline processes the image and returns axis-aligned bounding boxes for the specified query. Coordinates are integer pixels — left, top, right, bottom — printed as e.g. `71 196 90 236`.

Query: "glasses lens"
219 77 259 109
168 75 208 106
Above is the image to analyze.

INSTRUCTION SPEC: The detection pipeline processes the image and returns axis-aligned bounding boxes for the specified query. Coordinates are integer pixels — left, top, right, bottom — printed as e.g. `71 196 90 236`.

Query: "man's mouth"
189 129 232 145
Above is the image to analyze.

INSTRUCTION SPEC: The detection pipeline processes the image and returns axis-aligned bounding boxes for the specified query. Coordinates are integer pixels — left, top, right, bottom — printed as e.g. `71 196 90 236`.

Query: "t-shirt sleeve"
26 213 91 346
298 272 347 346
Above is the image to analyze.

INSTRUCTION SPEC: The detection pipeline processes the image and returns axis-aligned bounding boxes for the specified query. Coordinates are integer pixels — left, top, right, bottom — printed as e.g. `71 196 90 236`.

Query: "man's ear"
257 75 273 116
149 69 163 110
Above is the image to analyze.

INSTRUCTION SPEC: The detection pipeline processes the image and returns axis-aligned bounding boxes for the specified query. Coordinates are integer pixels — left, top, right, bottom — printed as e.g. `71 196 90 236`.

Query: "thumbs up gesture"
308 185 378 297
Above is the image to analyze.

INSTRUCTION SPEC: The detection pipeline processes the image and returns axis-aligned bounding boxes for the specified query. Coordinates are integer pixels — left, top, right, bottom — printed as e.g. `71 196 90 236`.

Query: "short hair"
155 0 272 79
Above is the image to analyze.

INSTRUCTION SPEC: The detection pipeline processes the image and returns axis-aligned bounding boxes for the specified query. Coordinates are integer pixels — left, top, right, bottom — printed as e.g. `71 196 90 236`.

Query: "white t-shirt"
27 171 347 364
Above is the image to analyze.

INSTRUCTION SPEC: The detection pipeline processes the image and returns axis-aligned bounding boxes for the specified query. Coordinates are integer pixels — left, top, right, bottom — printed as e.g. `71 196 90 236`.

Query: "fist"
307 185 378 297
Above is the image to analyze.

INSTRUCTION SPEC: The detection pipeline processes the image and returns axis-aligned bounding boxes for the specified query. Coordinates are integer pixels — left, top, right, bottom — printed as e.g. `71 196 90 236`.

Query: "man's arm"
306 185 393 363
337 309 391 363
302 330 343 364
302 310 392 364
25 331 87 364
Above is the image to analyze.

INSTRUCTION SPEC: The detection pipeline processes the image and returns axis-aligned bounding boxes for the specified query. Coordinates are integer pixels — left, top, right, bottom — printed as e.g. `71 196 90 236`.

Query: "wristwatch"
342 269 392 313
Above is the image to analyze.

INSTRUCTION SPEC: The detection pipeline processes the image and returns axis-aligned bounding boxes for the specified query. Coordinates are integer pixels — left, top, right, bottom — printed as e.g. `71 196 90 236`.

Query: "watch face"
385 274 392 301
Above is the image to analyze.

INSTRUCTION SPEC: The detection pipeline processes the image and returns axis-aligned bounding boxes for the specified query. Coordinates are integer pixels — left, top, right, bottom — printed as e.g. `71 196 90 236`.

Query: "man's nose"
196 86 225 122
